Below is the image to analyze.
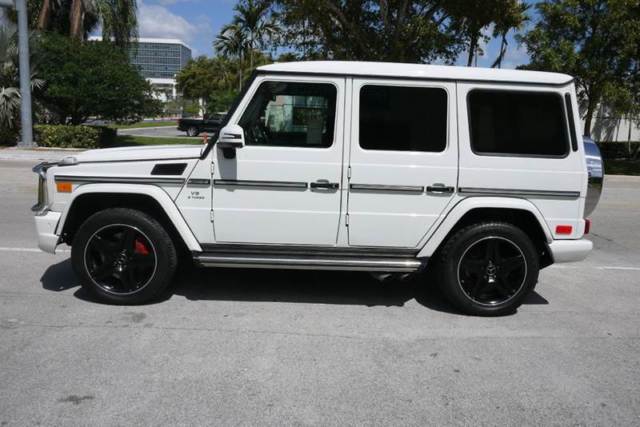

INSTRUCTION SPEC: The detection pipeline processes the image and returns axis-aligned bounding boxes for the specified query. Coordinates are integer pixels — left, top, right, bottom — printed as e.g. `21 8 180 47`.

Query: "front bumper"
548 239 593 263
34 211 61 254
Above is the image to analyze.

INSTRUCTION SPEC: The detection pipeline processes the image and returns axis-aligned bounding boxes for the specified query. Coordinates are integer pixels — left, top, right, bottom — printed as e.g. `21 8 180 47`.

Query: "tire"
436 222 539 316
186 126 199 137
71 208 178 304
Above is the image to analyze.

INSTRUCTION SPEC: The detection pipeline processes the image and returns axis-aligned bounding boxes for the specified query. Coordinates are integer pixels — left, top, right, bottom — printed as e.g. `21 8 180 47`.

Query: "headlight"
31 162 54 215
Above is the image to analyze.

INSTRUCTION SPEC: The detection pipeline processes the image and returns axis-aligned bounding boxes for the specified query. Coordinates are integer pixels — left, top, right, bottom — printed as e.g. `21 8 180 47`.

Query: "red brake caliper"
134 239 150 255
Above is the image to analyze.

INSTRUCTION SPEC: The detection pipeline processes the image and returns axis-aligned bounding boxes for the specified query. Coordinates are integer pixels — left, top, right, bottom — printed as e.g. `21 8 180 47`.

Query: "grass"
109 120 177 130
604 159 640 176
111 135 201 147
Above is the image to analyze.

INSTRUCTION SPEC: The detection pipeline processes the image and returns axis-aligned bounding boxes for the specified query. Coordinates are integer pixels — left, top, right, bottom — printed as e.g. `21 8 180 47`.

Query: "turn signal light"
56 182 72 193
555 225 573 235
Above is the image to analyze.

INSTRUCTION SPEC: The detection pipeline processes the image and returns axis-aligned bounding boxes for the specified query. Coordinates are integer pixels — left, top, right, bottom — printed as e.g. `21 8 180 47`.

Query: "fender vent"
151 163 187 176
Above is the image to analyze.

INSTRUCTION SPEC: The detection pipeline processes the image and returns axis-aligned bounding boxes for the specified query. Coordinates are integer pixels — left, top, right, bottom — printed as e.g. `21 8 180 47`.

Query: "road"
1 159 639 426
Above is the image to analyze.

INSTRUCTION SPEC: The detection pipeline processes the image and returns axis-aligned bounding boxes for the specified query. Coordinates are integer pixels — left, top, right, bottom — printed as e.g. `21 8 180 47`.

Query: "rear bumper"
548 239 593 263
34 211 61 254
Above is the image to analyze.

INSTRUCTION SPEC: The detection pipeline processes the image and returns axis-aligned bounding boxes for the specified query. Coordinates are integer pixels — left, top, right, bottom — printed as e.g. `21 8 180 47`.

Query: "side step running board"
193 253 425 272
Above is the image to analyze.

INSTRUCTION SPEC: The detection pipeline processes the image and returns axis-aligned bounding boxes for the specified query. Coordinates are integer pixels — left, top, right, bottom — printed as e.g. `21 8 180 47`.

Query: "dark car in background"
178 113 225 137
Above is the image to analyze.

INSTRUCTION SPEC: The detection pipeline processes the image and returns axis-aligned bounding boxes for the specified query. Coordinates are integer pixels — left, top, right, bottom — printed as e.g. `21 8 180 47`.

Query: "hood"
66 144 204 164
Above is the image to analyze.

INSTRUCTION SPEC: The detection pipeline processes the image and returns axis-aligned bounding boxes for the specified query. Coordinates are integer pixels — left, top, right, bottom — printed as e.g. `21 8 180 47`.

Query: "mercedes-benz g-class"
32 61 602 315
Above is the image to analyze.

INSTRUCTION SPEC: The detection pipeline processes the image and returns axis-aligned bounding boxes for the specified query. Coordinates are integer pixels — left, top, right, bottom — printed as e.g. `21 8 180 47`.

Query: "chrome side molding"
350 183 425 194
213 179 308 189
458 187 581 199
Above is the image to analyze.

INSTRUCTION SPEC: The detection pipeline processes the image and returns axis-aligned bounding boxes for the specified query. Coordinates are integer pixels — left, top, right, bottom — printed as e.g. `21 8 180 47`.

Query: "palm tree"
36 0 62 31
69 0 96 40
36 0 137 47
214 24 248 91
97 0 138 48
0 28 43 144
231 0 277 70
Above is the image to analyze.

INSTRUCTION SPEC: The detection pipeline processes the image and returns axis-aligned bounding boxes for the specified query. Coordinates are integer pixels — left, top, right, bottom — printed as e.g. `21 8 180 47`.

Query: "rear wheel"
186 126 199 137
71 208 177 304
436 222 539 316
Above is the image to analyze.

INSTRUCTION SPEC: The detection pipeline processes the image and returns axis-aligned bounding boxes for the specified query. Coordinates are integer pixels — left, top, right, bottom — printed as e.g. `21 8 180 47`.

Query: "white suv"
32 61 601 315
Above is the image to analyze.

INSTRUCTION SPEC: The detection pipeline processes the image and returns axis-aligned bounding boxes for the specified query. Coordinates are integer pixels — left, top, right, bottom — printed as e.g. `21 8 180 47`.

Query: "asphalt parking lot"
1 158 639 426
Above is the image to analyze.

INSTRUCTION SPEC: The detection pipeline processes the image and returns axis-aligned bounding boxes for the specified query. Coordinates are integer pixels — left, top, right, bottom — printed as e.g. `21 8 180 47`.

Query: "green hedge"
597 141 639 159
35 125 117 148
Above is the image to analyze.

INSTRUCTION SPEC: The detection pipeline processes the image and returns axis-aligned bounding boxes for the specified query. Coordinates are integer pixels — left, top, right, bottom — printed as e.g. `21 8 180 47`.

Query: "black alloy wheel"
437 222 539 316
84 224 157 295
457 236 527 306
71 208 177 304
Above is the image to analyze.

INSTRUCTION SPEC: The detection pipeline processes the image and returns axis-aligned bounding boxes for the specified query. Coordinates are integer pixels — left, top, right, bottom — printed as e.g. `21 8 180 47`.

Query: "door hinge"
209 210 214 222
347 166 352 180
345 213 349 227
210 162 215 176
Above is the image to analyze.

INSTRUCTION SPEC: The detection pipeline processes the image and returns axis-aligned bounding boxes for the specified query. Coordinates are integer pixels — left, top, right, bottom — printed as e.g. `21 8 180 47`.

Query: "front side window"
238 81 337 148
468 90 569 157
359 85 447 152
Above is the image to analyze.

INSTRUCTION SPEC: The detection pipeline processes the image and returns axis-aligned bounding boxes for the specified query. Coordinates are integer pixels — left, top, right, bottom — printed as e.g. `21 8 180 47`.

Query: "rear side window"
359 85 447 152
468 90 569 157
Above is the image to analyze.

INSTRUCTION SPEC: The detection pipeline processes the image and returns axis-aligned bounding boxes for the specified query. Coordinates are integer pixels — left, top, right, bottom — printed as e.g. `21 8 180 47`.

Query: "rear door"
346 79 458 248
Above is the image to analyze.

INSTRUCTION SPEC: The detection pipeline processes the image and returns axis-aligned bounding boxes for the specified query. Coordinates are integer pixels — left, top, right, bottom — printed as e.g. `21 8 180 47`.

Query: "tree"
34 0 137 47
0 28 43 145
214 24 248 90
445 0 528 67
177 53 272 114
96 0 138 48
38 34 155 124
267 0 463 63
520 0 640 137
231 0 277 69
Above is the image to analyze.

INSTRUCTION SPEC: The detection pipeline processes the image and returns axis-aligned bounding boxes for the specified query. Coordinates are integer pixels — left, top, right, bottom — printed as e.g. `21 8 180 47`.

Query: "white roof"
88 36 191 50
258 61 572 86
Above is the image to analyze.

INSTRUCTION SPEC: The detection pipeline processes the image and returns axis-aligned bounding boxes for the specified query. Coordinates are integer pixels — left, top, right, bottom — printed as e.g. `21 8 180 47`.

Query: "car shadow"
40 259 548 313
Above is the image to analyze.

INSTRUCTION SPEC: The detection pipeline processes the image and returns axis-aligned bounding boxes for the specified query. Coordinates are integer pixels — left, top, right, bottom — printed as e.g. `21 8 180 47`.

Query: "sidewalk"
0 147 84 162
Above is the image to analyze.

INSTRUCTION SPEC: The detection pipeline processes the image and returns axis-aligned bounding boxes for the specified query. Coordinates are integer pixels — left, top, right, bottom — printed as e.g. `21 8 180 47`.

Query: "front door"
346 79 458 247
212 75 345 245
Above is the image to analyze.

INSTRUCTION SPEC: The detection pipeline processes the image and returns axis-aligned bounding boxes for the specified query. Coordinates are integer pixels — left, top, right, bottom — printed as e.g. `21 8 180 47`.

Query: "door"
212 75 345 245
347 79 458 247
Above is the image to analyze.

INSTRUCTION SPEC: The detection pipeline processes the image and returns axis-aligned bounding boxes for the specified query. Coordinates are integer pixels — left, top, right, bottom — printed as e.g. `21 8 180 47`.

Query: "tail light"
584 219 591 234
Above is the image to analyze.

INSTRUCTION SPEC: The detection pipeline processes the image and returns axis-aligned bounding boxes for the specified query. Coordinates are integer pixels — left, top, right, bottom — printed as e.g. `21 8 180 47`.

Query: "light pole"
0 0 33 147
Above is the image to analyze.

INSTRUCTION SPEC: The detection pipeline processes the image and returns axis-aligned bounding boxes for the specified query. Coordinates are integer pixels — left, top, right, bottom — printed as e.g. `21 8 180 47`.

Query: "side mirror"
217 124 245 149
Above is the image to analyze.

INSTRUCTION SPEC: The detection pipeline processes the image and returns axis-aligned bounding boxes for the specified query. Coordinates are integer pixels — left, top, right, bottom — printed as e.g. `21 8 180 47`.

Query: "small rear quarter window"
468 90 569 157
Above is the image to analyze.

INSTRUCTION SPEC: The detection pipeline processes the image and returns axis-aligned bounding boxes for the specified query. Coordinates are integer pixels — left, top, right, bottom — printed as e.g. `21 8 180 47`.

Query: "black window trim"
466 88 571 160
564 93 579 152
235 78 340 150
357 83 450 154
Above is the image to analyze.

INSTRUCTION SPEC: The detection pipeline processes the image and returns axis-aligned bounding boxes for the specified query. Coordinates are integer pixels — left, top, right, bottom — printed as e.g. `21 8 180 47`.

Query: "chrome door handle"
426 184 455 194
310 180 339 190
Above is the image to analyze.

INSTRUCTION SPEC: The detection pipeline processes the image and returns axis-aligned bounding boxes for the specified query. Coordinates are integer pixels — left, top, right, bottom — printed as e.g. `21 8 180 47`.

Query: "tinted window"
239 81 336 148
359 85 447 152
468 90 569 157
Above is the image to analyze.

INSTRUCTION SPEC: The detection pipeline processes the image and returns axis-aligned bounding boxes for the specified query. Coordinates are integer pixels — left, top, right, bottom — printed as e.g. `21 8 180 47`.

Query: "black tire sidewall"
71 208 177 305
438 222 540 316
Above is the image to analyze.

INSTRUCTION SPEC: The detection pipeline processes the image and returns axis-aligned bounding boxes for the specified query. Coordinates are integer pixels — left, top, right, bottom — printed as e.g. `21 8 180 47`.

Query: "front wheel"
71 208 178 304
436 222 539 316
